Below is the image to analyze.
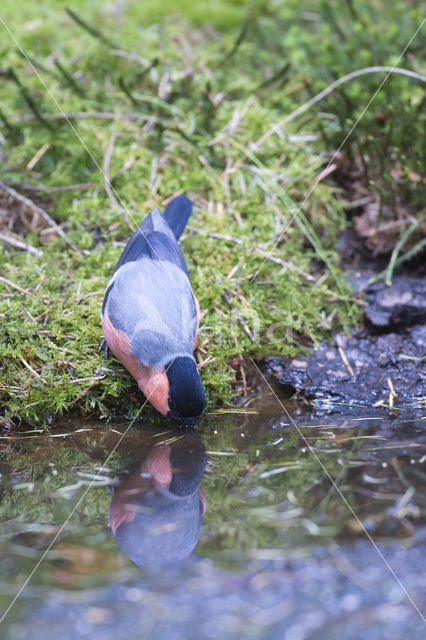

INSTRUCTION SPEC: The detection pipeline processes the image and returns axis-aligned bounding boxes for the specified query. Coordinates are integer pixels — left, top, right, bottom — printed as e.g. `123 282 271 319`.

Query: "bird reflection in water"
109 432 207 568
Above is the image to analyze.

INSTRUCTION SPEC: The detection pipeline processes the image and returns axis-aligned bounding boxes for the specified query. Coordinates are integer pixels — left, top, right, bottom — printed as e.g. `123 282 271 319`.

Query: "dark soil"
265 241 426 415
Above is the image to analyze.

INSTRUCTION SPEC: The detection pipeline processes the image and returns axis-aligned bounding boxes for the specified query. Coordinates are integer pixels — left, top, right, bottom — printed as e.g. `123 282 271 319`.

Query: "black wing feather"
112 213 155 274
112 207 189 275
163 195 193 239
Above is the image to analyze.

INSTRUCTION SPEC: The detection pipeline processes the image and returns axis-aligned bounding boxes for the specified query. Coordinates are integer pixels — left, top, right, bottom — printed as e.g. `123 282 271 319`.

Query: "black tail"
163 195 193 239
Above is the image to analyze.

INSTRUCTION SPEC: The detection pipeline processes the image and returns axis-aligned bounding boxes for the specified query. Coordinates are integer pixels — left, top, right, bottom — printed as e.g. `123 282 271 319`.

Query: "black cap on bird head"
166 357 205 426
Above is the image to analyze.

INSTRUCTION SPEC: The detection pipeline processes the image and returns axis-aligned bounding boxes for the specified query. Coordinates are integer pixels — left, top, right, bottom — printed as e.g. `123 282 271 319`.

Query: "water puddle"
0 398 425 639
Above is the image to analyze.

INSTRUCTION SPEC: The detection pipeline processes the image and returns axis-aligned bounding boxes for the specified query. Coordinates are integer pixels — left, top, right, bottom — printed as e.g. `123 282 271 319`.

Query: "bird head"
166 357 205 426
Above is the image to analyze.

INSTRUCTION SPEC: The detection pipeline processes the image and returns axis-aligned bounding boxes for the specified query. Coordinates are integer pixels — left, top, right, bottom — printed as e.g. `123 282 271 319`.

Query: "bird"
101 194 205 425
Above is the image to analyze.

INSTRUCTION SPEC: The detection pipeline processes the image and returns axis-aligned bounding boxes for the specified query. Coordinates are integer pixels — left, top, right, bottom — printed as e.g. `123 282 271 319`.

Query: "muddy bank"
265 275 425 414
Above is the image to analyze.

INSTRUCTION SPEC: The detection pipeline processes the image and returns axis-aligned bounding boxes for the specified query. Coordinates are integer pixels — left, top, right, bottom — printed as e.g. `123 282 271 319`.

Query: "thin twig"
187 226 315 282
2 111 153 127
387 377 397 396
17 181 93 193
20 357 41 378
253 66 426 150
66 380 102 408
67 375 106 385
255 248 316 282
186 225 243 245
26 142 50 170
0 232 43 257
110 49 150 67
337 346 355 378
0 180 83 255
0 276 31 295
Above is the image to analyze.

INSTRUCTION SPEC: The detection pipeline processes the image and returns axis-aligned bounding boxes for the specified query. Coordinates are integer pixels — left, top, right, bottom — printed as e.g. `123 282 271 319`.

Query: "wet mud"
266 274 426 414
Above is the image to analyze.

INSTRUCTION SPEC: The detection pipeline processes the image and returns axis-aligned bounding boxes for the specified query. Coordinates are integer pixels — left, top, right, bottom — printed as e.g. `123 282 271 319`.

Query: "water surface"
1 395 425 639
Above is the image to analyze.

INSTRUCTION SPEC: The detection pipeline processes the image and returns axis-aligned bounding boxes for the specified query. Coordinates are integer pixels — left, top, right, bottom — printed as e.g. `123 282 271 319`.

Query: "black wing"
112 208 188 275
163 194 193 239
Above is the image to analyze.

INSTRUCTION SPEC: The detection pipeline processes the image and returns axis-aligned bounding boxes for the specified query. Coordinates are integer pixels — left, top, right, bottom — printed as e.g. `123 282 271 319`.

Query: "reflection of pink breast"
142 444 173 488
109 444 173 535
102 309 170 416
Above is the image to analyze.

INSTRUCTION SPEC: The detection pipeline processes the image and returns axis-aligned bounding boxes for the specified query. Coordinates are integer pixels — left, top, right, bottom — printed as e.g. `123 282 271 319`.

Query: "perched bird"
101 195 205 425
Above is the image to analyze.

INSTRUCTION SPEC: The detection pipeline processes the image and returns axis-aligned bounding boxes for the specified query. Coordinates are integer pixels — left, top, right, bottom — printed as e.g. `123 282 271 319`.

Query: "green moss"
1 1 422 425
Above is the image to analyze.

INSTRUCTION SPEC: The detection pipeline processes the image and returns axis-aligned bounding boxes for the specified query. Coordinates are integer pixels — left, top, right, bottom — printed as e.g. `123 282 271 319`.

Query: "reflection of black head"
110 432 207 569
169 433 206 495
166 357 205 425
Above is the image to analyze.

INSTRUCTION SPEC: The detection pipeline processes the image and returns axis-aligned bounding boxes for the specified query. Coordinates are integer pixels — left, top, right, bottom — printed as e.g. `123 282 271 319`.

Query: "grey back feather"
106 258 197 368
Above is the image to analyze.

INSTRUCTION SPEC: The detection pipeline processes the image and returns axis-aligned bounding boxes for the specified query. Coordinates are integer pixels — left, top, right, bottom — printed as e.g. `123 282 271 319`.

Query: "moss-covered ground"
0 1 424 426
